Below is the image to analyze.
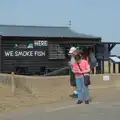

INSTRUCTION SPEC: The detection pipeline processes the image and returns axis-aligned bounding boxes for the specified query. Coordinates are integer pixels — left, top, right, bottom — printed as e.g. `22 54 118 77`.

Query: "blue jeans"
76 76 89 101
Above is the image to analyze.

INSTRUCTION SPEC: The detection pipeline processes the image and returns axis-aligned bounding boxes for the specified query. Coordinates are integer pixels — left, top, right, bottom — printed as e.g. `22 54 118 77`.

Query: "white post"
11 72 15 94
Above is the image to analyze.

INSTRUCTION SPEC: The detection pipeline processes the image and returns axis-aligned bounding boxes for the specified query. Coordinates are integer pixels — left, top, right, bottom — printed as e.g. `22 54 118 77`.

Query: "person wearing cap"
68 47 78 98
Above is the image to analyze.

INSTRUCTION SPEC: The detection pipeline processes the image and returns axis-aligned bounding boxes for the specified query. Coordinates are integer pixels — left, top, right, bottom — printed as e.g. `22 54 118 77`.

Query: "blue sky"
0 0 119 54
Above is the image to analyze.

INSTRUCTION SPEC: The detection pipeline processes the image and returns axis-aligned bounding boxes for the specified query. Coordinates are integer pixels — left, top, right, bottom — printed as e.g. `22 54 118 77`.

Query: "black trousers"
70 70 76 87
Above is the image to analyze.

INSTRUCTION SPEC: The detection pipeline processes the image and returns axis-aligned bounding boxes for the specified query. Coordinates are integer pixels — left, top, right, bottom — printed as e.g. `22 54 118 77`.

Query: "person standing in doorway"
69 47 78 98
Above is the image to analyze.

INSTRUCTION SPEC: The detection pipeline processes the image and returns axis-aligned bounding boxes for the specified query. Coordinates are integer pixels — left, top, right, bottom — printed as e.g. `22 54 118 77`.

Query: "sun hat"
69 47 77 54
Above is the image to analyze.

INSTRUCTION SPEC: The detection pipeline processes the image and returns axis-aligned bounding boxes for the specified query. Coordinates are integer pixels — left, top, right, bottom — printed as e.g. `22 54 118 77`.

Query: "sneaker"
85 100 89 104
77 100 83 104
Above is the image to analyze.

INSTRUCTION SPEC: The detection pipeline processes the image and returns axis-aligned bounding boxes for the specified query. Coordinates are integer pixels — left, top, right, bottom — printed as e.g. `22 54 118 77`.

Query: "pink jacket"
72 59 90 78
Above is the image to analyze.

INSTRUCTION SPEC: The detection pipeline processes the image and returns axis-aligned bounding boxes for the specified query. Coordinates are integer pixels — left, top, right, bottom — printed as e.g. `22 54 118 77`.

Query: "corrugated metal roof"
0 24 100 39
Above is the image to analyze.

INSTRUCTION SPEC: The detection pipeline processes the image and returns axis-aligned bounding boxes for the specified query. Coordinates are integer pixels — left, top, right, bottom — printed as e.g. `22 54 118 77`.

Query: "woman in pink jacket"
72 54 90 104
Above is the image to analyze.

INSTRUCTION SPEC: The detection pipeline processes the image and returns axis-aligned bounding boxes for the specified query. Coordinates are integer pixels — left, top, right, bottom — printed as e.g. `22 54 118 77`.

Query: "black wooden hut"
0 25 101 75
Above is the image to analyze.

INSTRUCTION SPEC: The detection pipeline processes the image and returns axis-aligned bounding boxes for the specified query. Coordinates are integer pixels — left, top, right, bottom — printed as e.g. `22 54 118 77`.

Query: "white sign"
34 40 48 46
103 75 110 81
4 51 46 57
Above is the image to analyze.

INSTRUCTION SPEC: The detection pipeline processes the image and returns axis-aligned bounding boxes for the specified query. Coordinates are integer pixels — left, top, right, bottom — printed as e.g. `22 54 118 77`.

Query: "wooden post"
113 63 115 73
118 63 120 73
116 64 119 73
110 62 113 74
11 72 15 94
108 60 111 73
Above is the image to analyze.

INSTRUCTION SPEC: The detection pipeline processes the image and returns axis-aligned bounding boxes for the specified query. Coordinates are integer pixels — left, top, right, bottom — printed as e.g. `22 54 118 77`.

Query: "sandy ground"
0 82 119 114
0 83 71 113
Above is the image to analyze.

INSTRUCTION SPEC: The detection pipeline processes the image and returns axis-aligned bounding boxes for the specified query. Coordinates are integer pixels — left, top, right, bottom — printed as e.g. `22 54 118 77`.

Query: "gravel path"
0 88 120 120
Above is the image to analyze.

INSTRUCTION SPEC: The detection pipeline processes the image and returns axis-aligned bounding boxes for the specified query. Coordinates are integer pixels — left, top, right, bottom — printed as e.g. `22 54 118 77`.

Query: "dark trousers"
70 70 76 87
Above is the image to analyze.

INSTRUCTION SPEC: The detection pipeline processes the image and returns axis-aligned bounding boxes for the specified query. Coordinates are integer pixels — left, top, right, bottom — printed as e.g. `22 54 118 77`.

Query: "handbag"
77 63 91 86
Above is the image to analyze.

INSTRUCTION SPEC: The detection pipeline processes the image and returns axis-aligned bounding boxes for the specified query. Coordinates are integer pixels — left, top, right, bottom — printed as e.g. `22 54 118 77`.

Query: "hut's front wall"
1 37 102 75
1 37 68 74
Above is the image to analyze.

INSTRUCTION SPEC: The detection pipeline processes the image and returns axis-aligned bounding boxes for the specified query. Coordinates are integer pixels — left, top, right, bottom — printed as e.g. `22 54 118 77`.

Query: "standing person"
72 54 90 104
68 47 78 98
82 48 89 62
89 48 97 74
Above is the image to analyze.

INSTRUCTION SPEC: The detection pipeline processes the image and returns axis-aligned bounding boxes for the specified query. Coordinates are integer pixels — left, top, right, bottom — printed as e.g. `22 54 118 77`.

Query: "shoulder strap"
77 62 84 76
